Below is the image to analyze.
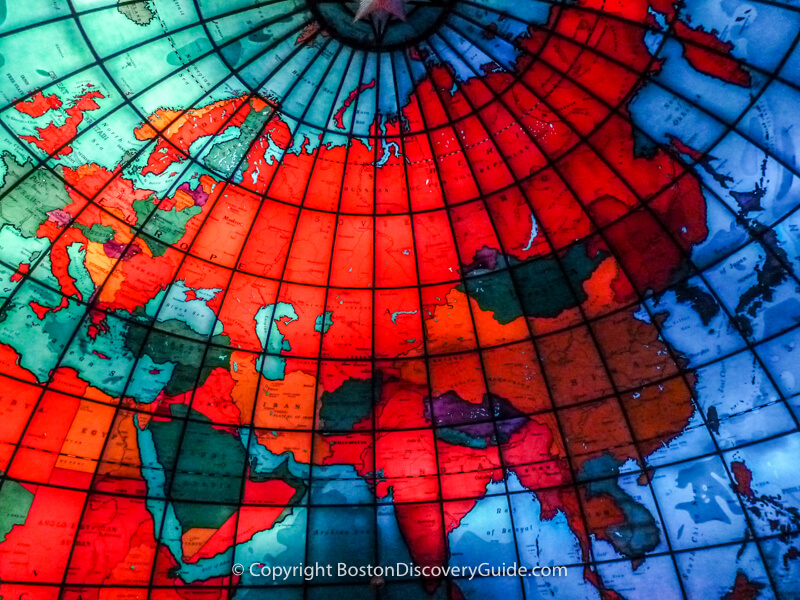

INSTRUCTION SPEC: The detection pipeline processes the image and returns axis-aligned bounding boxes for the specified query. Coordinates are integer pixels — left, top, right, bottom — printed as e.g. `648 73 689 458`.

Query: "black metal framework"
0 0 797 598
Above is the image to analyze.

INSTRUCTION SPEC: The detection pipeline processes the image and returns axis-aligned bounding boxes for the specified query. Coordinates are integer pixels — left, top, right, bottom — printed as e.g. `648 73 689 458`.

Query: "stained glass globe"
0 0 799 599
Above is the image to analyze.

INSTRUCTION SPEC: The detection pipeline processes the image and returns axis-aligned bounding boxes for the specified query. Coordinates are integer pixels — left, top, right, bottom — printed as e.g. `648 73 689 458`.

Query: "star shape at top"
353 0 407 22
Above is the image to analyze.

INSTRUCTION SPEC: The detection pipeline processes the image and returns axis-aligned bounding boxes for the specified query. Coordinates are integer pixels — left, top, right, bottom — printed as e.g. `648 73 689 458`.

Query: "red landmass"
15 91 62 117
394 502 447 592
10 261 29 282
0 485 86 583
333 79 376 129
731 460 756 499
66 495 156 585
675 21 751 87
136 96 260 176
185 478 296 563
19 90 104 157
722 570 766 600
169 367 241 426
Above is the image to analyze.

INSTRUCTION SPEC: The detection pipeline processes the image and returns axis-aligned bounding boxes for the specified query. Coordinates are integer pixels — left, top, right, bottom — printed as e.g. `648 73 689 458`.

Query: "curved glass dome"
0 0 799 598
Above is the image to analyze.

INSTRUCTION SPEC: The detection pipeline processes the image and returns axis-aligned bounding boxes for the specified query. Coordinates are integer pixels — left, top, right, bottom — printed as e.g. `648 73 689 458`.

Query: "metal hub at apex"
307 0 456 50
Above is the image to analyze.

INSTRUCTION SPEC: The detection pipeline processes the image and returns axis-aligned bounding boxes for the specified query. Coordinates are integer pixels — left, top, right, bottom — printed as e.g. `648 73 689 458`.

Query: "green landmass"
125 317 232 396
319 372 383 430
0 153 72 238
117 0 156 26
